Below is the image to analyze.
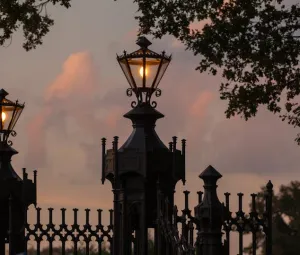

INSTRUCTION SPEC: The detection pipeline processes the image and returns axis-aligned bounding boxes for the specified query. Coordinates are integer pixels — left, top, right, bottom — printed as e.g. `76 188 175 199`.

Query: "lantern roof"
0 89 8 99
136 36 152 48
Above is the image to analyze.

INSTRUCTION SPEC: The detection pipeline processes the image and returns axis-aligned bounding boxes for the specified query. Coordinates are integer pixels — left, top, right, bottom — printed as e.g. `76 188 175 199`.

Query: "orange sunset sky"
1 0 299 252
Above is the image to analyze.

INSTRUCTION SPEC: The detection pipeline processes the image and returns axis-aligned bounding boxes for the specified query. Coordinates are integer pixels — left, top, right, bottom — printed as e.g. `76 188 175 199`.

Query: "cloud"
25 51 132 183
189 90 214 118
26 52 100 168
45 51 96 101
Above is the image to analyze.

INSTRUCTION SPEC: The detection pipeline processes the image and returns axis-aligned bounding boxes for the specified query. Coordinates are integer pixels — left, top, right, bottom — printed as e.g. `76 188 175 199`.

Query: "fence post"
194 165 224 255
265 181 273 255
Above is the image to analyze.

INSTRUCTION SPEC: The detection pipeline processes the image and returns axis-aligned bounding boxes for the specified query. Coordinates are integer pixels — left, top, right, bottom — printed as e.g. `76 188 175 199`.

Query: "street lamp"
117 36 171 107
103 37 185 255
0 89 24 145
0 89 37 255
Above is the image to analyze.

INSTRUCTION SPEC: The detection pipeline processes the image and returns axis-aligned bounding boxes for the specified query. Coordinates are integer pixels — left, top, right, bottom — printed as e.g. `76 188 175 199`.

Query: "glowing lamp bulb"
1 112 6 122
139 66 148 77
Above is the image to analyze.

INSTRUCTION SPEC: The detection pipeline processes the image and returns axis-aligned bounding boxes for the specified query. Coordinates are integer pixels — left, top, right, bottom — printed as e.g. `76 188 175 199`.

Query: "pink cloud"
45 51 96 101
26 52 99 168
189 91 214 118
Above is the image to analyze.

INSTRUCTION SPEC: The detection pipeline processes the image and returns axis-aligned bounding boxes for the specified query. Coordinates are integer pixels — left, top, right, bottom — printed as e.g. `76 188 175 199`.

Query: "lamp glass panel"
119 59 136 89
1 104 23 132
152 59 171 89
127 57 161 88
8 105 23 131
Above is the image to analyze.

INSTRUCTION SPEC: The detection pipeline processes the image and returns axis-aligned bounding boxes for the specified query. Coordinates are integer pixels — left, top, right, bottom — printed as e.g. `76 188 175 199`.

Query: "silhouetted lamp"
0 89 37 254
103 37 185 254
117 36 171 107
0 89 24 145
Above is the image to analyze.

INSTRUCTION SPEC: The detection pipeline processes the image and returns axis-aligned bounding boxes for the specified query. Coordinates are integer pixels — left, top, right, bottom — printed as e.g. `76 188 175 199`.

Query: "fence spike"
224 192 230 210
73 208 79 225
251 194 257 212
97 209 103 226
61 208 66 225
197 191 203 204
237 193 244 213
85 208 91 224
48 208 54 225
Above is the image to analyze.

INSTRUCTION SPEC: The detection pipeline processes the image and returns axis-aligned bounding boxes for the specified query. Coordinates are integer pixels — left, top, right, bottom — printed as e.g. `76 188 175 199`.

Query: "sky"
1 0 300 252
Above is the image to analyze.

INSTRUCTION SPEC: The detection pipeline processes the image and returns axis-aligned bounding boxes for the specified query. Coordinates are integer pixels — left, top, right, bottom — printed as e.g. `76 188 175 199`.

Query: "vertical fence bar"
73 208 79 255
33 170 37 208
62 208 67 255
251 194 257 255
237 193 244 255
85 209 91 255
224 192 231 255
49 232 53 254
181 139 186 185
24 206 28 254
113 136 120 255
22 169 28 255
101 138 106 184
36 207 41 255
182 191 190 243
97 209 103 255
265 181 273 255
109 208 114 255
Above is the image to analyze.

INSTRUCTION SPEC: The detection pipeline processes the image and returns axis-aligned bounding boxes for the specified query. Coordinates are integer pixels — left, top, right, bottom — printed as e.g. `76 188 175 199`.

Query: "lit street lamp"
0 89 37 255
117 36 171 107
103 37 185 255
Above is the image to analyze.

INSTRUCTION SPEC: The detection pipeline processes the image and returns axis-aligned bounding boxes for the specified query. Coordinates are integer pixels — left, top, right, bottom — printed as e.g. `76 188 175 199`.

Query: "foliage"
133 0 300 143
0 0 71 51
244 181 300 255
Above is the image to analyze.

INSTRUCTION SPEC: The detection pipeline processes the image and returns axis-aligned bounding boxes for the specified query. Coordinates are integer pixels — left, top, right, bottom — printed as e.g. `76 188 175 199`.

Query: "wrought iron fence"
156 166 273 255
24 208 113 255
4 166 272 255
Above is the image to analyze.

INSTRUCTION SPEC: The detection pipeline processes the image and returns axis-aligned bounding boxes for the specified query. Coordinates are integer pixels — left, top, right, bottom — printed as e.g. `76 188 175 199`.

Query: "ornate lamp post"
102 37 185 255
117 36 171 108
0 89 37 255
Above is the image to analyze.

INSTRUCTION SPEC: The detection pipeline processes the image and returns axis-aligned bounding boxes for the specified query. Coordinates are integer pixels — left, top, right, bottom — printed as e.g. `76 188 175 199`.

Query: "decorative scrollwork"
11 130 17 137
126 88 133 97
24 208 114 253
126 88 162 108
131 101 137 108
7 140 13 146
151 101 157 108
155 89 162 97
